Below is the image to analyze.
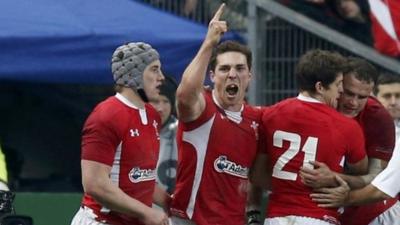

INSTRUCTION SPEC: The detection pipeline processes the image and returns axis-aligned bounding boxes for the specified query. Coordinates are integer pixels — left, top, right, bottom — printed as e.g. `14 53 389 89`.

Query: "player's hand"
300 161 336 189
246 210 261 225
142 208 169 225
311 175 350 208
205 3 227 47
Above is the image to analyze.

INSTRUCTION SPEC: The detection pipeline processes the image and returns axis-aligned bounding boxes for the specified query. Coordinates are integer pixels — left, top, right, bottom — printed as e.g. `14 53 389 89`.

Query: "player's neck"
119 87 145 109
212 90 244 112
300 91 325 104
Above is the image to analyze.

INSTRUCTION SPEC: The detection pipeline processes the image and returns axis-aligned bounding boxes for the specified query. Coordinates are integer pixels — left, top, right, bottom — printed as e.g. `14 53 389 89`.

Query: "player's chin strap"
246 209 261 225
137 88 149 102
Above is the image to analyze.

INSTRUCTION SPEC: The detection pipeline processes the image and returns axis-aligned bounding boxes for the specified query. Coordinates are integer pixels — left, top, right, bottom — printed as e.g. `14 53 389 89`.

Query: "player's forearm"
82 160 151 219
153 185 172 211
338 173 366 189
246 183 263 210
176 42 213 105
347 184 389 206
85 179 152 220
246 183 264 225
342 158 386 189
249 153 270 189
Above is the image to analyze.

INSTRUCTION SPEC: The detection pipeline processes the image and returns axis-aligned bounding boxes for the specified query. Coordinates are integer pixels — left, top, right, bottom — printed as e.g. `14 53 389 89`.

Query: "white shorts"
168 216 197 225
264 216 336 225
70 206 110 225
369 201 400 225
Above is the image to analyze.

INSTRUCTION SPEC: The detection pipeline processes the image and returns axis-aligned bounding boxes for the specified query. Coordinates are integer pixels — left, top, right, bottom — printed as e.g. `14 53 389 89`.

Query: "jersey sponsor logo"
214 155 249 178
128 167 156 183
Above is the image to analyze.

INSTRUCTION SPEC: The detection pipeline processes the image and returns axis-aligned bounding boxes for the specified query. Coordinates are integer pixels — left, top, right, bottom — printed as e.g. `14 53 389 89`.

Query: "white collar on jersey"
212 90 244 124
115 93 148 125
297 93 323 104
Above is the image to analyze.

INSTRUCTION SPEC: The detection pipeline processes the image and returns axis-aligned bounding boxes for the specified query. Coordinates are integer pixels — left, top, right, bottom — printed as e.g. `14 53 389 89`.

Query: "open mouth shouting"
225 84 239 97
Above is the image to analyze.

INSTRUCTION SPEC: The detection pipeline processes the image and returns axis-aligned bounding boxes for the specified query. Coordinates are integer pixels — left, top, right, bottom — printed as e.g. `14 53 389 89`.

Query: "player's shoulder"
83 96 126 132
244 104 264 118
260 98 297 117
329 110 358 125
335 116 364 139
92 96 125 119
362 97 392 121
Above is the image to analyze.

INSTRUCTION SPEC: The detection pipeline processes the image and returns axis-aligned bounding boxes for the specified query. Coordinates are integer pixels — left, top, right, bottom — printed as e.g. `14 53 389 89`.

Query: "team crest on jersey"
214 156 249 178
250 121 259 140
153 120 160 140
128 167 156 183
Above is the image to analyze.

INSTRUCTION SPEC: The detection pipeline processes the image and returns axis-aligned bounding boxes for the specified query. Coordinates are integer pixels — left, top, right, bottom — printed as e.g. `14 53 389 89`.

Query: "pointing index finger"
212 3 225 21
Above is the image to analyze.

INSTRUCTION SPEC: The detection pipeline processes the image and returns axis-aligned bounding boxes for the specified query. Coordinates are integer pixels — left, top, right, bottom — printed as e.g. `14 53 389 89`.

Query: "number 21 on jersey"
272 130 318 181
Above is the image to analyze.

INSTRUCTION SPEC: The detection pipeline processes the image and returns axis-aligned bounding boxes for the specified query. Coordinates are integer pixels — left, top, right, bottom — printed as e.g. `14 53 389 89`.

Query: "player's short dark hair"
209 41 252 72
159 75 178 115
374 73 400 95
296 49 347 93
114 84 124 93
344 57 377 84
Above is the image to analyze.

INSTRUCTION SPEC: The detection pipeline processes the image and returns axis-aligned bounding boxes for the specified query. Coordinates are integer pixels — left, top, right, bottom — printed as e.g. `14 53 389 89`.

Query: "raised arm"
176 3 227 122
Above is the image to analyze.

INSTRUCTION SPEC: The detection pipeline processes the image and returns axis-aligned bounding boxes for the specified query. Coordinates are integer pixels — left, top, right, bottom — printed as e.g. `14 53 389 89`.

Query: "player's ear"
315 81 324 94
210 70 216 83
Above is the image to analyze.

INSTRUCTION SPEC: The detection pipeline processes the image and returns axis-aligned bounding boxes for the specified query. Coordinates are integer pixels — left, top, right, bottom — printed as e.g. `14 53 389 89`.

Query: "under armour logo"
130 129 140 137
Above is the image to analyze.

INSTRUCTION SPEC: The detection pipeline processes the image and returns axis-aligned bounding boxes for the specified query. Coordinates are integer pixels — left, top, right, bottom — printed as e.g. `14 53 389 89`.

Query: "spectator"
169 4 263 225
70 42 170 225
332 0 373 45
279 0 343 31
278 0 373 45
150 75 179 194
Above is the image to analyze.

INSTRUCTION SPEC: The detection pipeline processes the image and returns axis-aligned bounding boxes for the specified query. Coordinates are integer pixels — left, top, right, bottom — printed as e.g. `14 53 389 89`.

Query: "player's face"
338 73 374 118
376 83 400 119
210 51 251 111
143 60 165 101
321 73 343 108
150 94 172 125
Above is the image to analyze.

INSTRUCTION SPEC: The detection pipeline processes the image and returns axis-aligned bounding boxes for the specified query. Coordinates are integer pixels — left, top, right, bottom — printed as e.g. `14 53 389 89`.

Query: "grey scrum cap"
111 42 160 89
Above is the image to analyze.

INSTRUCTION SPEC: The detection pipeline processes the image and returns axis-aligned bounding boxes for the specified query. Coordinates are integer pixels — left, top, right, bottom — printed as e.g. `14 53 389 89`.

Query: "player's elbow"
347 156 369 175
82 177 106 199
176 86 193 104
